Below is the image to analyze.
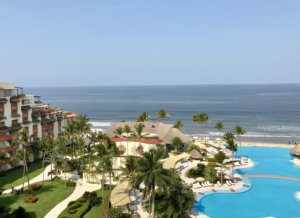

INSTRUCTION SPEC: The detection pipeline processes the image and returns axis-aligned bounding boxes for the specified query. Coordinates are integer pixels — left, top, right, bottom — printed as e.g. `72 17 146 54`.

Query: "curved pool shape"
194 147 300 218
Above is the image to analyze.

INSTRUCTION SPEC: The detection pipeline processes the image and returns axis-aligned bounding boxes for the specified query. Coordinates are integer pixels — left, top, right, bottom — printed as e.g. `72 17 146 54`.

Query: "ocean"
26 84 300 144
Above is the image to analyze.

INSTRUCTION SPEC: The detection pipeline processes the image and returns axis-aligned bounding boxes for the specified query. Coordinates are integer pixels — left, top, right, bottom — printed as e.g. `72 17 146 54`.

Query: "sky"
0 0 300 86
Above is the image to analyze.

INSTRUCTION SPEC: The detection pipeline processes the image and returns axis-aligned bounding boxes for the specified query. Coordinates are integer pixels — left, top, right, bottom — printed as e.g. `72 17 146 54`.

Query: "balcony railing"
0 126 9 134
0 115 6 121
11 113 20 118
11 105 18 111
1 144 19 153
0 158 12 165
0 133 15 142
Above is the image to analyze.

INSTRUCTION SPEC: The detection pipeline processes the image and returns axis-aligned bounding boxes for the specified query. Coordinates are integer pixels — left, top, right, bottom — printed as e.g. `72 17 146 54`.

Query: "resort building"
0 82 76 172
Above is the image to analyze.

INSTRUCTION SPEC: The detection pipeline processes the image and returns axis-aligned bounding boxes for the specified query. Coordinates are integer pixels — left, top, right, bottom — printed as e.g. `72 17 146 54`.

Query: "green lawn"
0 160 46 190
84 189 110 218
0 179 75 218
58 187 111 218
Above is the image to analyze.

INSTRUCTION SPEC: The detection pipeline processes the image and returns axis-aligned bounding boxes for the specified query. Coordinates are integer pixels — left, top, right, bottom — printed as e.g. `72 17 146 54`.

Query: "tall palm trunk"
220 163 224 184
42 154 45 189
151 187 156 218
25 161 30 191
22 163 25 189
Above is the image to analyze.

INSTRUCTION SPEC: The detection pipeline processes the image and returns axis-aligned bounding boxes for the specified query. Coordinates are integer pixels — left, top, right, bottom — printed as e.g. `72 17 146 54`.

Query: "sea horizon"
24 84 300 144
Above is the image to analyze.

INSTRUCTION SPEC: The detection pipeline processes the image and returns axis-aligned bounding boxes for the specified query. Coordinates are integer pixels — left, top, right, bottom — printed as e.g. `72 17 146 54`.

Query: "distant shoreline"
240 141 294 148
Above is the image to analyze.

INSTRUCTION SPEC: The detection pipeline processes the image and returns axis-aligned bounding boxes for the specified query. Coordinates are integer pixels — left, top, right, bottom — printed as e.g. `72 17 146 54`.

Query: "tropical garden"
0 108 246 218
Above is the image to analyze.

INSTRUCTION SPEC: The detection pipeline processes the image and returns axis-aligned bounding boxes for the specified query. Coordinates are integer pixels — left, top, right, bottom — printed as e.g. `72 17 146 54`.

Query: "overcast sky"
1 0 300 86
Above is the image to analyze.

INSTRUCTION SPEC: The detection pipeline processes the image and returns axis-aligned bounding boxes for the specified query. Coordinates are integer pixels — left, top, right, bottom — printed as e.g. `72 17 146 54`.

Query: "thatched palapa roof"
105 122 191 144
291 145 300 156
189 149 202 160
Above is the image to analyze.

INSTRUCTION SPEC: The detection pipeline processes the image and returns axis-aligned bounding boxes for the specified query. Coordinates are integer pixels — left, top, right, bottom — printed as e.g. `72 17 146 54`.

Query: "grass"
0 160 46 190
58 186 112 218
84 189 110 218
0 178 75 218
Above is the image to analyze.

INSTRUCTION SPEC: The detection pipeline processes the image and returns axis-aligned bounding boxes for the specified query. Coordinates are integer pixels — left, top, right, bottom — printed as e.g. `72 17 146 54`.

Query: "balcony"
21 105 31 111
0 133 15 142
10 123 22 131
1 144 19 153
0 126 9 134
0 98 8 104
33 128 38 134
0 106 4 113
0 115 6 121
11 113 20 118
22 120 31 125
0 158 12 165
11 104 18 111
10 95 24 103
22 113 28 119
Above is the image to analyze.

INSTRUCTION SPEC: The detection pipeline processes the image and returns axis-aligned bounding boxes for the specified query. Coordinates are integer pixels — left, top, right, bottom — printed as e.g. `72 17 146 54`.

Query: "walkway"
44 180 100 218
2 164 53 194
242 174 300 182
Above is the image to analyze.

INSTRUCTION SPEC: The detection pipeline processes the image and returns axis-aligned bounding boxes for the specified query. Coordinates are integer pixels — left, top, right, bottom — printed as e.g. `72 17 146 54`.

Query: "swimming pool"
194 147 300 218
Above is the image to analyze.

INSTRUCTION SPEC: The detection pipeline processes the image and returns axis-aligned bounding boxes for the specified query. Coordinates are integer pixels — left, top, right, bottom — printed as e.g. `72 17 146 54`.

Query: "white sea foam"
257 125 300 133
206 131 296 138
89 121 111 127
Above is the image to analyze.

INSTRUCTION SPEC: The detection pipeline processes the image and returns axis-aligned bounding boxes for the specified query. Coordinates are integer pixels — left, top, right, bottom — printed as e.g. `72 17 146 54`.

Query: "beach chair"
217 181 221 186
226 181 231 186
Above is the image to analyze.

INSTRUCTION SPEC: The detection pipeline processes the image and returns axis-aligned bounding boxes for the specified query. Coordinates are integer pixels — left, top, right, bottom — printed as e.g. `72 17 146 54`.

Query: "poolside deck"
243 174 300 182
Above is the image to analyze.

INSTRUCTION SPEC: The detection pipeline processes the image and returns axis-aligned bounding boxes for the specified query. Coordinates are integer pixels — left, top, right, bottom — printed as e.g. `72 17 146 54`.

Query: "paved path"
242 174 300 181
2 164 53 194
44 180 100 218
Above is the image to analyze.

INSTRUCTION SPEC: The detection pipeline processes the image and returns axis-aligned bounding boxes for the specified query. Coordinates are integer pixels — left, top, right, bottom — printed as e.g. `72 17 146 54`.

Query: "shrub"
107 207 122 218
66 179 77 187
67 201 76 207
29 183 41 191
187 163 206 178
24 195 38 203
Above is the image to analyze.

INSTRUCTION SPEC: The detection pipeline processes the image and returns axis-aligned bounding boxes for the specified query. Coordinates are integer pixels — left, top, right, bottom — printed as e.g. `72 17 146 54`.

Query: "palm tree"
74 114 92 137
214 151 227 184
215 121 224 136
14 130 34 190
39 138 51 188
156 109 170 123
15 148 32 190
234 125 246 156
173 120 184 130
120 156 140 204
223 132 237 178
113 126 124 138
56 136 69 186
137 112 150 122
172 137 183 152
123 124 132 156
100 155 114 196
162 181 195 218
192 113 209 139
135 148 173 218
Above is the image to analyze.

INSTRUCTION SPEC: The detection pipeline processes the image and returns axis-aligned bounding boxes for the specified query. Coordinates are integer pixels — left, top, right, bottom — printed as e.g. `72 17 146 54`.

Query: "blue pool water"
195 147 300 218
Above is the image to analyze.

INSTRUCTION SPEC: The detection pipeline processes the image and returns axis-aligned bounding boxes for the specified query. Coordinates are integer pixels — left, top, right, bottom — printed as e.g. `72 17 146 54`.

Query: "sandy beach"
241 141 294 148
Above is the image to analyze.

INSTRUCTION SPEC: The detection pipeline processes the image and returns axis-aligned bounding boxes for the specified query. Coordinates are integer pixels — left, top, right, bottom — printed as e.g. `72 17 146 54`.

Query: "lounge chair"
217 181 221 186
207 181 212 186
226 181 231 186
